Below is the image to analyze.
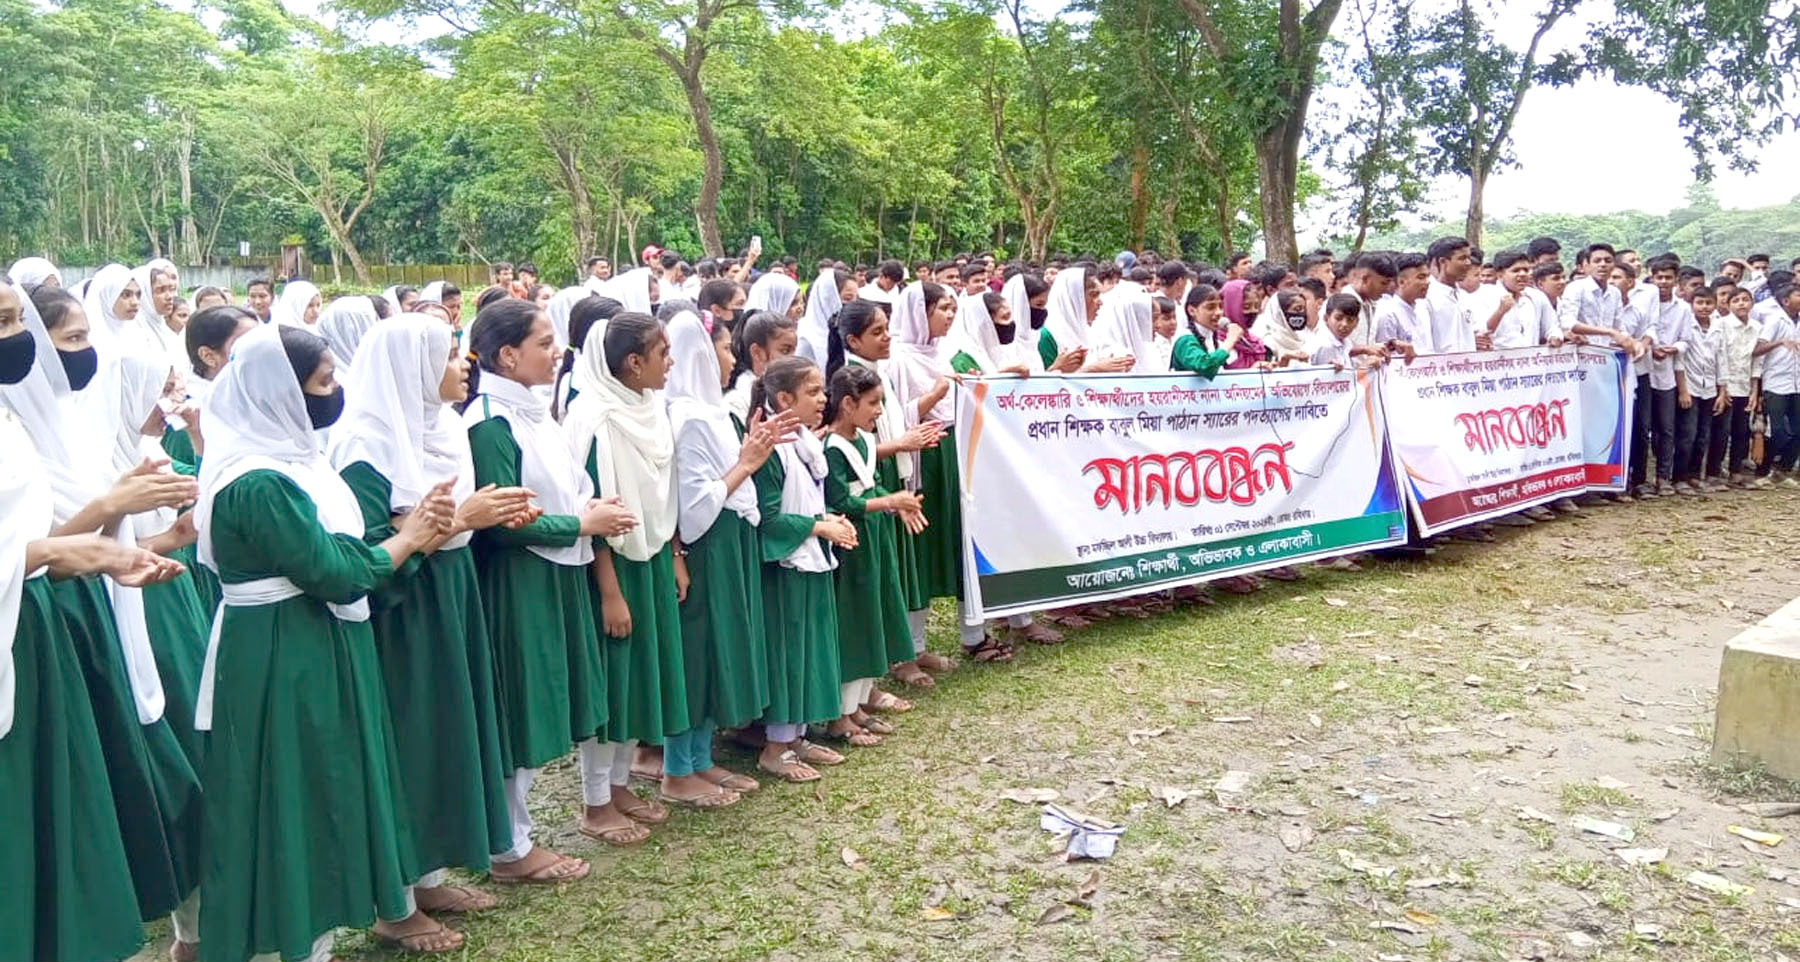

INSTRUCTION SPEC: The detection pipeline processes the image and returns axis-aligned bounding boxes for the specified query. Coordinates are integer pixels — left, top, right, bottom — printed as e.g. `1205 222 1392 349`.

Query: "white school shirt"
1756 308 1800 394
1423 278 1475 354
1372 294 1424 348
1557 274 1621 333
1641 295 1695 391
1344 289 1378 348
1306 325 1353 367
1619 285 1659 377
1713 314 1762 398
1680 322 1721 399
1467 284 1549 349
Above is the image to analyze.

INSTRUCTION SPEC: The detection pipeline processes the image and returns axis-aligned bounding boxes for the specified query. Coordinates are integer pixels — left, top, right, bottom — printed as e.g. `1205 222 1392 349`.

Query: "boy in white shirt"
1309 292 1397 368
1678 285 1728 492
1714 287 1763 484
1615 261 1661 496
1751 283 1800 485
1470 250 1564 350
1641 255 1697 497
1374 253 1430 349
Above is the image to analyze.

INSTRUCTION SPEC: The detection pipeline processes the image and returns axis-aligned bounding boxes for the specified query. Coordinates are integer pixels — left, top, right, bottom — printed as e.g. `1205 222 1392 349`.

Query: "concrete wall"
1712 596 1800 780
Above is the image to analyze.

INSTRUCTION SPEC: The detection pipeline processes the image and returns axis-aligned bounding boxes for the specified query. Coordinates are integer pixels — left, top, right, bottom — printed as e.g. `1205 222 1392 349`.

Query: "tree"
1175 0 1345 262
1317 0 1428 251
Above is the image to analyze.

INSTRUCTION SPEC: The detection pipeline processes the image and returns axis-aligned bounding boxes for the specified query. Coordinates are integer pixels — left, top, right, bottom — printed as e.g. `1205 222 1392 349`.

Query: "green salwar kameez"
342 460 510 876
906 431 964 601
676 508 769 730
825 435 914 677
49 574 201 921
0 578 145 962
582 442 689 745
751 455 841 726
141 569 211 768
467 417 607 771
199 470 417 962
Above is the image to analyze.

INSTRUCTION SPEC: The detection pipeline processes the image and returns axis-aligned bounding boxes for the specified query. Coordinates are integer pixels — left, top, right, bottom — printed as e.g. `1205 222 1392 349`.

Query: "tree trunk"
1256 123 1301 264
681 64 724 257
177 117 199 264
1464 161 1488 249
1128 132 1150 250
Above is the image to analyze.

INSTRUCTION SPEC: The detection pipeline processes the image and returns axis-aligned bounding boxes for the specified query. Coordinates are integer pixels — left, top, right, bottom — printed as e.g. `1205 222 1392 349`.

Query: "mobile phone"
751 235 762 250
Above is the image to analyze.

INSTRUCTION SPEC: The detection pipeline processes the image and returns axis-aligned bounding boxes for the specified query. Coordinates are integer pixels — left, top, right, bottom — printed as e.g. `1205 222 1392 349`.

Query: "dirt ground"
150 488 1800 962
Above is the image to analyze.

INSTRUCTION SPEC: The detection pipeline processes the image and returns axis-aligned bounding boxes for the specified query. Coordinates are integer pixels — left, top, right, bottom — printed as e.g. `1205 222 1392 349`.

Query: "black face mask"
58 345 99 390
305 384 346 429
995 321 1017 345
1285 312 1309 331
1029 306 1048 330
0 329 35 385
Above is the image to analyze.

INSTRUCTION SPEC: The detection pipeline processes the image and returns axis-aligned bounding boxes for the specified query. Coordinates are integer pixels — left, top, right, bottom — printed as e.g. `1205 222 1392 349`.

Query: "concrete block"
1713 596 1800 780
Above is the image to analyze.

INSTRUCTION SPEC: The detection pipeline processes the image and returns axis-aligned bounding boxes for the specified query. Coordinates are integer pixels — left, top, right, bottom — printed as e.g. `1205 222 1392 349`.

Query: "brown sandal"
577 819 651 847
758 750 821 783
612 790 670 824
699 767 760 792
489 849 591 884
796 740 845 766
372 914 464 954
414 884 499 914
965 636 1015 663
890 662 936 688
863 689 914 713
659 786 742 808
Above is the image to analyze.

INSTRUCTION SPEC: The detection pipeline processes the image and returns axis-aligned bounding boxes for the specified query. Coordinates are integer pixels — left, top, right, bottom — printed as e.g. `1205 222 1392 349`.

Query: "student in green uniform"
550 294 622 421
664 313 796 802
2 281 207 946
1170 283 1236 377
173 305 259 613
461 298 637 863
1036 268 1128 374
193 322 461 961
329 315 539 926
942 291 1033 377
749 356 858 782
725 308 799 427
824 300 947 684
823 364 925 746
0 280 181 962
563 311 691 834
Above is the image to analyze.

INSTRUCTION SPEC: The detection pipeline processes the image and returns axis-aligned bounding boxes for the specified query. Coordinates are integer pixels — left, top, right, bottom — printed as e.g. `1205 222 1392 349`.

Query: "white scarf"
797 270 843 364
746 272 799 317
604 268 656 315
886 282 955 426
845 353 916 488
664 312 758 541
0 407 51 739
129 262 186 374
98 353 181 535
772 417 833 573
317 296 380 373
563 318 677 561
1091 289 1160 372
0 289 165 725
724 369 755 427
825 429 877 496
464 371 594 566
942 294 998 375
1042 267 1090 352
1000 273 1046 373
272 280 321 331
81 263 141 354
329 315 477 550
546 286 588 349
8 257 57 289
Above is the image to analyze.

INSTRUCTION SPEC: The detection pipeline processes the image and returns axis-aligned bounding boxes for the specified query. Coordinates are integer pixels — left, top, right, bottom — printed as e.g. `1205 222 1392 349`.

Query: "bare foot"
413 884 499 914
578 802 651 846
489 846 590 884
916 652 955 673
372 912 464 953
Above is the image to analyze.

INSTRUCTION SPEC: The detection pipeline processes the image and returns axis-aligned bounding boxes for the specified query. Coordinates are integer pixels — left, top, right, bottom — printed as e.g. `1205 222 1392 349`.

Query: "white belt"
195 576 369 731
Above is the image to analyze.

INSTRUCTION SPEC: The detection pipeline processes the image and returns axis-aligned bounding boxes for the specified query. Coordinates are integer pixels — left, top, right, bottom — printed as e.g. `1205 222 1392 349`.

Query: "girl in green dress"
193 322 460 961
329 314 537 926
462 298 637 864
725 308 799 429
664 313 795 800
749 356 858 782
1035 268 1133 375
0 280 182 962
824 300 947 685
563 311 691 834
2 281 207 939
822 364 925 747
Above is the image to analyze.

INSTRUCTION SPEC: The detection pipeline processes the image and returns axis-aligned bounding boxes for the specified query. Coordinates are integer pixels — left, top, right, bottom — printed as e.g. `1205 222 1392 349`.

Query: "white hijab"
8 257 57 289
1043 267 1091 352
130 263 185 371
81 263 139 352
380 286 405 315
944 292 1004 375
329 315 475 549
797 269 843 364
1091 288 1158 372
746 272 799 318
0 285 165 725
272 280 321 331
419 281 447 304
546 286 588 349
563 316 676 561
605 268 656 315
664 312 758 541
0 283 56 738
317 296 380 373
463 361 594 567
887 282 953 425
98 352 181 534
769 405 833 573
1000 273 1046 373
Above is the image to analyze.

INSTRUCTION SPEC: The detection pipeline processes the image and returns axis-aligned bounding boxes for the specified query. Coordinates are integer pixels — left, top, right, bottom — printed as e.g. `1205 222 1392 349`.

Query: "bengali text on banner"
1575 345 1633 492
952 367 1409 621
1383 345 1597 535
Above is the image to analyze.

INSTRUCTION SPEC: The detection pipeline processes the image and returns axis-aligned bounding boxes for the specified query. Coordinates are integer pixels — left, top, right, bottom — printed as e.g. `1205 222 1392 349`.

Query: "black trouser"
1686 400 1723 480
1628 375 1652 489
1766 392 1800 473
1723 395 1752 475
1673 398 1700 482
1651 387 1678 482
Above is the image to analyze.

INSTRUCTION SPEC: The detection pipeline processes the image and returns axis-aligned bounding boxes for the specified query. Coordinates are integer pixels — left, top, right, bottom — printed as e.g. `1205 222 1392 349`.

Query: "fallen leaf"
1337 849 1396 878
1422 726 1461 735
1633 922 1664 940
1614 847 1667 866
920 906 957 922
1212 715 1253 724
1740 802 1800 818
1075 870 1101 902
1307 713 1323 729
1722 598 1737 610
840 846 864 868
1403 907 1439 927
1665 725 1700 738
1404 875 1468 890
1331 680 1351 693
1035 903 1075 926
1280 822 1315 852
1729 824 1785 846
1651 808 1681 822
1324 597 1349 607
1565 931 1597 948
1278 804 1312 817
814 780 828 803
1000 788 1061 804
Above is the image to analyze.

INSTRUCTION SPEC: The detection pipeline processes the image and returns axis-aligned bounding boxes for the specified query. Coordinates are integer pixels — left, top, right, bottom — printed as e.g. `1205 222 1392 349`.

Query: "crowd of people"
3 235 1799 962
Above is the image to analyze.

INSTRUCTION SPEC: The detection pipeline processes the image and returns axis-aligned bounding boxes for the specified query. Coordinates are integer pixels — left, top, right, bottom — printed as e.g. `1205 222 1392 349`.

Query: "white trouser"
491 767 540 863
907 609 928 654
170 891 200 944
765 723 804 743
396 869 449 917
839 678 875 716
578 738 636 806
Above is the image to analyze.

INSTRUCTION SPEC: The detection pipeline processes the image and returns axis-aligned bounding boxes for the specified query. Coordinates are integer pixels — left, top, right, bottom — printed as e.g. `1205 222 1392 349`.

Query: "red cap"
641 244 663 263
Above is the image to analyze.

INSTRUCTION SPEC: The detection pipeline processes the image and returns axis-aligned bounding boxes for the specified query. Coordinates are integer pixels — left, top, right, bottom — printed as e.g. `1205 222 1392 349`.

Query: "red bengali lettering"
1454 399 1572 453
1082 441 1297 513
